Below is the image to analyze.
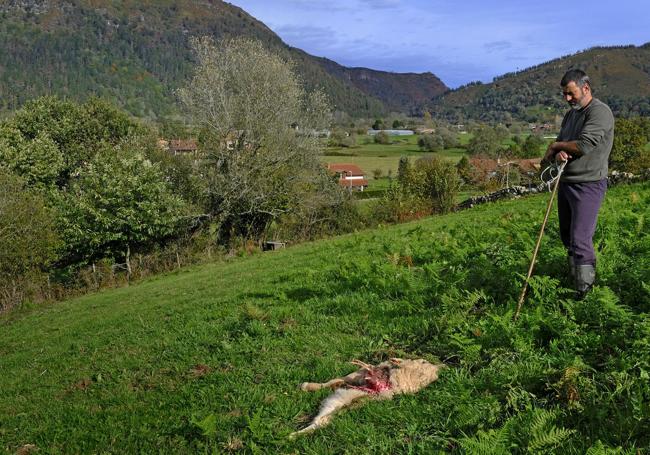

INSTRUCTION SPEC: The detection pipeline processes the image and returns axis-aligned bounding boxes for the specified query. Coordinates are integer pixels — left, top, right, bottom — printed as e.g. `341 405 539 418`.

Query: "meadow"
1 182 648 453
321 134 470 180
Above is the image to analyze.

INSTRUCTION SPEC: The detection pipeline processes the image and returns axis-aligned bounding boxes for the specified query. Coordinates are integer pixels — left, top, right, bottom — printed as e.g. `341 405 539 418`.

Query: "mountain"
0 0 447 119
314 56 448 113
428 44 650 122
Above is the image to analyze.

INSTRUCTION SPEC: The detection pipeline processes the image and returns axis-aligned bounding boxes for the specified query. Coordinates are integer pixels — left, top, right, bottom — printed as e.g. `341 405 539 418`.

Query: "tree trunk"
126 245 132 279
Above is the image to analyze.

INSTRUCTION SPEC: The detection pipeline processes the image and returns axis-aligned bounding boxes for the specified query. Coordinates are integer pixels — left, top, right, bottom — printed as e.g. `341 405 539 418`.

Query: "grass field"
1 182 649 453
322 134 469 180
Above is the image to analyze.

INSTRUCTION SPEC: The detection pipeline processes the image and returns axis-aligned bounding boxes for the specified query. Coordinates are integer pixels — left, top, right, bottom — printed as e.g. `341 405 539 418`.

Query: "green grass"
322 134 468 189
1 183 649 453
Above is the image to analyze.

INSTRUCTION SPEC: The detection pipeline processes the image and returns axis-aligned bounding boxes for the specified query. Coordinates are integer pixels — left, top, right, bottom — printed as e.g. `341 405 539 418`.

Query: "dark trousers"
557 179 607 266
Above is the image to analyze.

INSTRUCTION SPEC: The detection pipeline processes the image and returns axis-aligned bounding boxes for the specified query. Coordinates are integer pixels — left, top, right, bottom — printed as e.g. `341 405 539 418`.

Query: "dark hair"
560 69 590 88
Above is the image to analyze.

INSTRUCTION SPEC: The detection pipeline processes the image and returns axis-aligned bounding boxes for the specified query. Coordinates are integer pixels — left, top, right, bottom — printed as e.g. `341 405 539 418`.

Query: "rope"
540 161 566 191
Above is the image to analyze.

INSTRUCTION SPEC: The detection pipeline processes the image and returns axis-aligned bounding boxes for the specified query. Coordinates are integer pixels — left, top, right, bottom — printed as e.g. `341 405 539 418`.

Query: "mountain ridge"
0 0 447 118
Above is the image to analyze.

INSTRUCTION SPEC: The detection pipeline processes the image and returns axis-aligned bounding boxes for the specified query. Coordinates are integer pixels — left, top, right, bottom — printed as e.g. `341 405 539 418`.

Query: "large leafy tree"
179 37 338 240
468 126 503 158
54 144 188 267
0 96 142 188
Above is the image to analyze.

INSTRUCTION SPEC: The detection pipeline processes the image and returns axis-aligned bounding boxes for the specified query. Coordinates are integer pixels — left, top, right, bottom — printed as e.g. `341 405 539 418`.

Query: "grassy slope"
1 183 649 453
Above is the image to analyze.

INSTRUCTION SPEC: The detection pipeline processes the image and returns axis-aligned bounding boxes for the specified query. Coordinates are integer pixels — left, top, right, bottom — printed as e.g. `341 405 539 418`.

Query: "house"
167 139 199 156
327 163 369 191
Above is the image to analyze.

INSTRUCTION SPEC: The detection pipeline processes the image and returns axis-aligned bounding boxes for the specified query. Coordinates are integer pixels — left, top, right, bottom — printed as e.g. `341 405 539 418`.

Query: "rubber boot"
575 264 595 300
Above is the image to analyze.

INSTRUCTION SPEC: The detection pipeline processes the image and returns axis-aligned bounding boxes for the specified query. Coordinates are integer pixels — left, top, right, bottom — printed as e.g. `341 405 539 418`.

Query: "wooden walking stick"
514 162 565 321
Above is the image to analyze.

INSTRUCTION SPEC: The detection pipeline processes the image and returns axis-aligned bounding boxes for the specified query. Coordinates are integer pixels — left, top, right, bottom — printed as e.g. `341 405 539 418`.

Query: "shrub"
0 170 60 310
611 117 650 173
522 134 545 158
416 157 462 213
418 133 443 152
374 131 391 144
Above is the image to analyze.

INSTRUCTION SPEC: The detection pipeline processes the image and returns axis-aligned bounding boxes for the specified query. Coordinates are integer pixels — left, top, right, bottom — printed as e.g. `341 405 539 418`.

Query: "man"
543 69 614 299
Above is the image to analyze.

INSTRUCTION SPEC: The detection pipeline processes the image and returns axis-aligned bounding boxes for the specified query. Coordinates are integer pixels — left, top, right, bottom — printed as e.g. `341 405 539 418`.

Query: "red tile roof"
168 139 198 152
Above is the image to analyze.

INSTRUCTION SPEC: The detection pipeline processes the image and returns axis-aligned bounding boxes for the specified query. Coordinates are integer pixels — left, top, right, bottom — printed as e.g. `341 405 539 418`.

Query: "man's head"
560 69 593 110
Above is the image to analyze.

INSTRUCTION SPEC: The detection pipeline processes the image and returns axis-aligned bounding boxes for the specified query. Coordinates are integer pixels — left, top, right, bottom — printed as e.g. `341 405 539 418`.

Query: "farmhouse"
327 163 369 191
168 139 199 156
159 139 200 157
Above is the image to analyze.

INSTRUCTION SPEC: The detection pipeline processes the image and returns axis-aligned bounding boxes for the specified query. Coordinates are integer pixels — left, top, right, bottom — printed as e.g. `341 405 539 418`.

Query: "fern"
458 428 511 455
526 408 576 452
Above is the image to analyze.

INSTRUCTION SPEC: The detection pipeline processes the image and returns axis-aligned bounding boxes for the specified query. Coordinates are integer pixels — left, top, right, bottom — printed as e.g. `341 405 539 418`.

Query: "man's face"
562 81 591 110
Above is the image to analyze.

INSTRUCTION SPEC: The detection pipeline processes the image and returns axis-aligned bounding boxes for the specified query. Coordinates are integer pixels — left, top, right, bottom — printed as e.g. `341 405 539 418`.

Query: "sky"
229 0 650 88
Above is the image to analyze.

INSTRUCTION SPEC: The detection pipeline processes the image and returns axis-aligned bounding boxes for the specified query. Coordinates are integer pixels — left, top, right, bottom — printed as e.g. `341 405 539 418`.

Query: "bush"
611 117 650 173
522 134 545 158
468 126 502 157
374 131 391 144
416 157 462 213
0 170 60 310
418 133 443 152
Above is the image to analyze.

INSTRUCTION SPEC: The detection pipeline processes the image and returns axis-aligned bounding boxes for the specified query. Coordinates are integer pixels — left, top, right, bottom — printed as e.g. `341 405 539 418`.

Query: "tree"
468 126 502 157
422 110 433 127
415 157 462 214
521 134 545 158
495 124 510 142
372 119 385 130
0 170 60 309
611 118 650 172
456 155 473 183
437 126 460 148
178 37 337 240
53 143 189 268
374 131 391 144
392 119 404 129
418 133 443 152
0 96 142 189
397 156 411 186
0 170 60 280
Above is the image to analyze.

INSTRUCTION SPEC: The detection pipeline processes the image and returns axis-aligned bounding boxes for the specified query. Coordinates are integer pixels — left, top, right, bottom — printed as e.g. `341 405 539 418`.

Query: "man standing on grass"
543 69 614 299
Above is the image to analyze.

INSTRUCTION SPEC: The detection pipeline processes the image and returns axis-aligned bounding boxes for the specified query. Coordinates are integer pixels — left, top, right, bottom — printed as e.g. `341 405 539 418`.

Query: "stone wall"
457 169 650 210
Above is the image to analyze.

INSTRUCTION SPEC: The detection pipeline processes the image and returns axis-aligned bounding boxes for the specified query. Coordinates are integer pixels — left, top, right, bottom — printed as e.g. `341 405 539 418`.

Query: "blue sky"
230 0 650 88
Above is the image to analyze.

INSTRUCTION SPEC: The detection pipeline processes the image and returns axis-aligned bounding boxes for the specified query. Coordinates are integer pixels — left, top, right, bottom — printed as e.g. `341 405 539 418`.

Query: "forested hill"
0 0 448 119
428 44 650 123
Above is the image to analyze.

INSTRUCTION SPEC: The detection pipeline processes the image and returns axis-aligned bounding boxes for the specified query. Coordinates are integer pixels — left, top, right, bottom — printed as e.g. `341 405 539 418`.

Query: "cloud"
484 40 512 53
357 0 403 9
275 24 337 48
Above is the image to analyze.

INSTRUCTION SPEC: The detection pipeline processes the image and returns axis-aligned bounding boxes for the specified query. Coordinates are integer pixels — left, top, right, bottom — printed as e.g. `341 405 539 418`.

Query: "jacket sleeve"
576 104 614 155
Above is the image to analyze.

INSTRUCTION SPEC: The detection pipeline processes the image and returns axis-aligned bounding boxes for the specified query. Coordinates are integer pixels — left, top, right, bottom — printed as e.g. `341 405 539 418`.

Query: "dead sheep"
291 358 444 438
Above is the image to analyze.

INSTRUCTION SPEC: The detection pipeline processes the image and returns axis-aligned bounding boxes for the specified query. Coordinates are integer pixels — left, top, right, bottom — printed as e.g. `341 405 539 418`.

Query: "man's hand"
555 151 570 162
544 141 579 162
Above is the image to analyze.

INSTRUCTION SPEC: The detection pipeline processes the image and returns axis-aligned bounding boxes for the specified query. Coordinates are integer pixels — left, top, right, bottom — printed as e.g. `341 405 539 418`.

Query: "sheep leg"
300 369 368 391
290 388 368 438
